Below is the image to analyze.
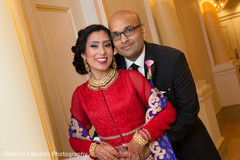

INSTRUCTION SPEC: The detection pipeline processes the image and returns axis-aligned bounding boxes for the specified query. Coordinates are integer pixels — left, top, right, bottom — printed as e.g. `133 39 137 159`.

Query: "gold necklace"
88 69 118 91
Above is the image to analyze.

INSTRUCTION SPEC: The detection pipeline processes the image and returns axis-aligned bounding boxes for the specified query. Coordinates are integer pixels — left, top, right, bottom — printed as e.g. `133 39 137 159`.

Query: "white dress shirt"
125 45 146 76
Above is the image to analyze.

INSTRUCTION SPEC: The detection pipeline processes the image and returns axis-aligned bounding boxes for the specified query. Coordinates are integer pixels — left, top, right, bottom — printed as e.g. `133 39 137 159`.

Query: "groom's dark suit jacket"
115 41 221 160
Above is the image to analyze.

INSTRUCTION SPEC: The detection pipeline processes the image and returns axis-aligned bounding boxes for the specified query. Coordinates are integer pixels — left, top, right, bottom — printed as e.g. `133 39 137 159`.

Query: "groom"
109 10 221 160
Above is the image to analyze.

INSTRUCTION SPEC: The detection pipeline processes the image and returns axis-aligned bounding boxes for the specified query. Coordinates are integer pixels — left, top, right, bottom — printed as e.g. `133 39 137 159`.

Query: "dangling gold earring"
112 56 117 70
114 48 117 54
84 59 90 73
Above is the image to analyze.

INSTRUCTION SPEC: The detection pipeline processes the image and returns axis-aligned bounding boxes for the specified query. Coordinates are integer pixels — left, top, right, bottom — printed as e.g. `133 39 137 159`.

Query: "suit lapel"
144 42 155 80
144 63 148 79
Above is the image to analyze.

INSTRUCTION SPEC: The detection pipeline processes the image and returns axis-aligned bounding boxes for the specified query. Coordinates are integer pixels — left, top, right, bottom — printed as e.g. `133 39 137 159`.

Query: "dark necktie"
131 63 139 71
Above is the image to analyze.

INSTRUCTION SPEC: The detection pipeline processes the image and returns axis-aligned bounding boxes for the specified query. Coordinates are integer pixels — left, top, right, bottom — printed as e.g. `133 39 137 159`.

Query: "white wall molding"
79 0 99 25
196 80 224 150
212 59 240 75
212 60 240 106
197 84 213 102
143 0 160 44
94 0 108 26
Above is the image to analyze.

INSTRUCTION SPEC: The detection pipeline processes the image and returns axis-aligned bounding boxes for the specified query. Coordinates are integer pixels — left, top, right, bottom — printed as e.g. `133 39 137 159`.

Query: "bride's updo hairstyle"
71 24 114 75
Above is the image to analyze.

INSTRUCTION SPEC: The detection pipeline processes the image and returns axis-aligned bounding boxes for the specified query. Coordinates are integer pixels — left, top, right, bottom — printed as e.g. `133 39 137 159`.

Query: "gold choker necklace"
88 69 118 91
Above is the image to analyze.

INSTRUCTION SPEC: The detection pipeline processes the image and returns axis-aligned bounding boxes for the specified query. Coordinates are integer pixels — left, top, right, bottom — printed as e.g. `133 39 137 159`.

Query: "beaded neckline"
88 69 118 91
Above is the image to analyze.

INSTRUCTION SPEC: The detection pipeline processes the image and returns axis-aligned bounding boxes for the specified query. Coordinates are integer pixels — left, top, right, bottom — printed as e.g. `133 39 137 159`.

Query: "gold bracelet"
133 131 148 146
89 142 97 157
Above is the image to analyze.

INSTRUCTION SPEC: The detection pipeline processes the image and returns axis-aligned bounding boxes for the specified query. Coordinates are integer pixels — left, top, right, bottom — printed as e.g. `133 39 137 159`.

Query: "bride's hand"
95 143 126 160
122 139 145 160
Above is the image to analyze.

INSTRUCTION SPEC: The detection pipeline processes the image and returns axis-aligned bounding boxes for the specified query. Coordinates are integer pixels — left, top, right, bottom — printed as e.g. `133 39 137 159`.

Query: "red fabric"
69 137 92 155
69 70 176 153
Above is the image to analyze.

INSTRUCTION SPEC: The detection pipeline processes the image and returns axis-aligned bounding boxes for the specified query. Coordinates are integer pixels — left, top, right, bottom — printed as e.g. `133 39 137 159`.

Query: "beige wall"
0 1 50 160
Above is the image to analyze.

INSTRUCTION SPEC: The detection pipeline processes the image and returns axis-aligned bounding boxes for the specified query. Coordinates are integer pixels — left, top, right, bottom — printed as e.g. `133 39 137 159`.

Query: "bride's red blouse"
69 70 176 156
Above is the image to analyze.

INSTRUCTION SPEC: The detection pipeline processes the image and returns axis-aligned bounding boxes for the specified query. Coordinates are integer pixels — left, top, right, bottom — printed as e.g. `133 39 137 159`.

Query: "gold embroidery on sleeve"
69 118 91 140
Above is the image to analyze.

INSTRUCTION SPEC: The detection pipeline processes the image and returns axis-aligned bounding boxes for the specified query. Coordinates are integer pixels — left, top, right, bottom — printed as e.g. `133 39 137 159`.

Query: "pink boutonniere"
145 60 155 86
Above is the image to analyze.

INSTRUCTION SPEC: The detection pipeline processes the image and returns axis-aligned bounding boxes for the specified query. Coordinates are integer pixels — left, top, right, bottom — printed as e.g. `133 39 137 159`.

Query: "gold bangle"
89 142 97 157
133 131 148 146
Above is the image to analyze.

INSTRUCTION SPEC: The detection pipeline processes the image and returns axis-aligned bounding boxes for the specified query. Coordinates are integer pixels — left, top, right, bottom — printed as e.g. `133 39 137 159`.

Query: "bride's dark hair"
71 24 114 75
